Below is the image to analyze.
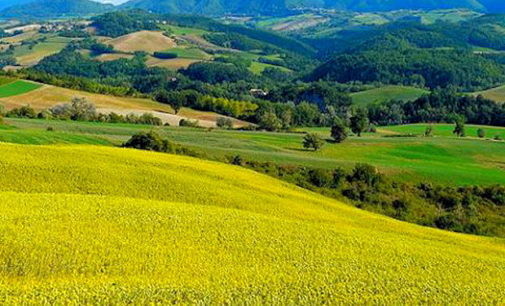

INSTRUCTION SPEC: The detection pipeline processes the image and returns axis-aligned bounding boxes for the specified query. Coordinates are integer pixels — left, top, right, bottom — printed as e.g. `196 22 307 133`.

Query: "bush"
259 112 282 132
153 52 178 59
303 133 324 151
350 164 382 187
179 119 200 128
122 131 167 152
216 117 233 129
308 169 332 188
122 131 199 156
6 105 37 119
477 128 486 138
331 121 348 143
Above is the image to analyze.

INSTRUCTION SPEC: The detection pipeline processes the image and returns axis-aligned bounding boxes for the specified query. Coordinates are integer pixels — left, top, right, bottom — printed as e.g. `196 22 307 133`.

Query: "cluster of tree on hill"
305 18 505 91
3 98 163 126
226 156 505 238
122 131 200 157
91 10 158 37
308 36 505 91
367 89 505 127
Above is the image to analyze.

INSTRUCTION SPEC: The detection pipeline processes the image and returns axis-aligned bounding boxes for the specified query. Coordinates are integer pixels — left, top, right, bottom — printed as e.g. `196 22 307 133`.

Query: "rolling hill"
0 143 503 302
121 0 505 15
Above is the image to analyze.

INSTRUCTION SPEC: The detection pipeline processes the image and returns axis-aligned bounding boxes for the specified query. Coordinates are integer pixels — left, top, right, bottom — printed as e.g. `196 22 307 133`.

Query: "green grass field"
351 85 429 106
0 143 504 303
2 119 504 186
159 47 211 59
380 123 505 139
0 80 42 98
13 36 73 66
160 24 210 36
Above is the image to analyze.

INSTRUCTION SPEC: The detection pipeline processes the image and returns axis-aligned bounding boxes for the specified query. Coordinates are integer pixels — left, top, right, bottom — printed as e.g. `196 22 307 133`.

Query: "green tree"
453 117 466 137
350 108 369 137
303 133 324 151
259 111 282 132
331 120 348 143
155 90 185 114
216 117 233 129
477 128 486 138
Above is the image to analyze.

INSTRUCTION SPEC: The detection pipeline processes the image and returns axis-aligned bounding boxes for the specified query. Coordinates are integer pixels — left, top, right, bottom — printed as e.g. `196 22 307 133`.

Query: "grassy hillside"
0 143 503 303
351 85 429 106
0 80 41 98
474 84 505 103
2 119 504 186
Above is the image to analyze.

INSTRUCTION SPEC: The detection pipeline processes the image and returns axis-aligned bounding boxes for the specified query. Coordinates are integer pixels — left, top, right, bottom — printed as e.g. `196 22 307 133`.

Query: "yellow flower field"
0 143 504 303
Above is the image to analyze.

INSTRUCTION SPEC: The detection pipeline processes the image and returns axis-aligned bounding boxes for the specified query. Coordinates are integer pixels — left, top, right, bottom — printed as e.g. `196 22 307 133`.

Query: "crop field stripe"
0 81 42 98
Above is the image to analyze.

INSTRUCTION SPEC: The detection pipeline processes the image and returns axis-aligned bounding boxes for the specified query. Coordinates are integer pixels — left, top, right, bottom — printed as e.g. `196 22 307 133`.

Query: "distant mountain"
121 0 505 15
0 0 34 11
0 0 114 19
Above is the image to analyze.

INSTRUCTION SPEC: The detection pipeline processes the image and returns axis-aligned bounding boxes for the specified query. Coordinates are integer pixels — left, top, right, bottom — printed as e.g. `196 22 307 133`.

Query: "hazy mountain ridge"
121 0 505 15
0 0 114 18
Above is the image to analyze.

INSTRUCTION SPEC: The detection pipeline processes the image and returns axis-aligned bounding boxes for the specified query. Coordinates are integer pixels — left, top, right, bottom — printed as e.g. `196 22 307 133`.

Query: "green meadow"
351 85 429 106
1 118 504 186
0 80 42 98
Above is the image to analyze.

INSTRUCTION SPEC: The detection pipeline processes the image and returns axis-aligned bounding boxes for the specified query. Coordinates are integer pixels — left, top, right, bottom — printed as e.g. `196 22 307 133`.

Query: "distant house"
250 89 268 97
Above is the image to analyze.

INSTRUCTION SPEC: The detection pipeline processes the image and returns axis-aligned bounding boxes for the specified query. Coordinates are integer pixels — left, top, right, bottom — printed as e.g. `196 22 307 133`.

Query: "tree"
331 120 348 143
453 117 466 137
216 117 233 129
350 163 382 187
259 111 282 132
303 133 324 151
69 97 96 121
350 108 369 137
424 124 434 137
477 128 486 138
308 168 332 187
122 131 166 152
154 90 185 114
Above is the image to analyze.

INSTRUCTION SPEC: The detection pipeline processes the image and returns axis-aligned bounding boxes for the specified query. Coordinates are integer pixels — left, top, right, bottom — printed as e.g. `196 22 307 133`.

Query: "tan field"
146 56 200 70
0 83 251 127
0 31 39 44
106 31 177 54
94 53 134 62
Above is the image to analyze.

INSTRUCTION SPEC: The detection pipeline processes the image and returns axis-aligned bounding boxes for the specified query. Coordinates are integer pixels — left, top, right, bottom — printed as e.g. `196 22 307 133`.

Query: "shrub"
331 121 348 143
453 117 466 137
179 119 200 128
350 163 382 187
332 167 347 188
216 117 234 129
153 52 178 59
259 112 282 132
477 128 486 138
122 131 166 152
303 133 324 151
6 105 37 119
308 169 332 188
